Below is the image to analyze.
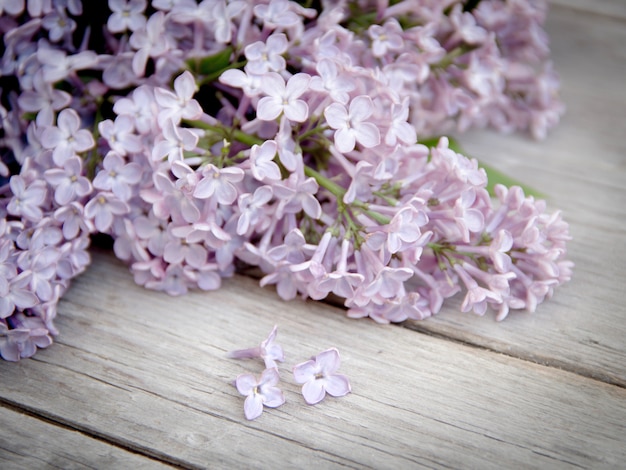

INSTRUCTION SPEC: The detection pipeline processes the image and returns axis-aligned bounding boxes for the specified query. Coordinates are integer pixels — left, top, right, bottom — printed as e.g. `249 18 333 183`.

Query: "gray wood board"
1 253 625 468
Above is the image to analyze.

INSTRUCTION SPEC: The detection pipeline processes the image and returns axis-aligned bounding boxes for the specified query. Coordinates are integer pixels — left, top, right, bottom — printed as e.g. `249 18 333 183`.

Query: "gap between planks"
0 396 184 469
549 0 626 20
401 321 626 389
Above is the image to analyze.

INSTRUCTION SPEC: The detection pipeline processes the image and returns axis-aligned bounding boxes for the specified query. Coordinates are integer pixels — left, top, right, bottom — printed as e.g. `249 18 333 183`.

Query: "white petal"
349 95 373 122
324 374 351 397
354 122 380 148
244 394 264 420
256 96 283 121
302 380 326 405
334 128 356 153
284 100 308 122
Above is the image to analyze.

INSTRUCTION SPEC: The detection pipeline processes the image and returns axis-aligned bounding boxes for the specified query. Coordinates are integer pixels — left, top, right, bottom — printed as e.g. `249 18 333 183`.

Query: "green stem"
298 124 330 142
303 165 346 200
433 44 476 69
304 166 391 225
185 120 263 147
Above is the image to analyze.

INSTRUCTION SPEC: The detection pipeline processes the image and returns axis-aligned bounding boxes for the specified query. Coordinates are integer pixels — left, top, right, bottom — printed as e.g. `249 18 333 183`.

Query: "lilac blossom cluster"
0 0 571 361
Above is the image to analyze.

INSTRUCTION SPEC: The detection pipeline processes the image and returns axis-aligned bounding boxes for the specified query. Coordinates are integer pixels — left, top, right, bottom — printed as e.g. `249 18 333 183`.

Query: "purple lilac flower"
40 108 95 165
257 72 311 123
107 0 147 33
324 96 381 153
92 152 142 201
245 34 288 74
0 272 39 319
193 164 244 205
293 348 351 405
44 156 92 205
0 0 571 362
228 325 285 369
154 70 202 125
84 192 130 232
236 367 285 420
6 176 47 222
0 314 53 361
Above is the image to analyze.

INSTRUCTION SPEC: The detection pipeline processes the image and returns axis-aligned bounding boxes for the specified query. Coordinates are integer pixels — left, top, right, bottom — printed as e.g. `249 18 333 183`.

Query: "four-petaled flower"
250 140 281 182
257 72 310 123
292 348 351 405
324 95 380 153
228 325 285 368
6 176 47 222
193 164 244 205
236 367 285 420
40 108 95 165
154 70 202 125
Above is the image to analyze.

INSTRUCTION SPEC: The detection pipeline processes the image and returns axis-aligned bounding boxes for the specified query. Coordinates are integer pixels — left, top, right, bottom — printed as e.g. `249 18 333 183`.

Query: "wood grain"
549 0 626 19
1 251 625 468
0 404 172 469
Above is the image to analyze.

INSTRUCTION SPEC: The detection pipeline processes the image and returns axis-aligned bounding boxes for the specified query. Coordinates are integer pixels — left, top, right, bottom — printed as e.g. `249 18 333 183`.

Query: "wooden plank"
408 4 626 386
0 404 172 469
549 0 626 20
1 251 625 468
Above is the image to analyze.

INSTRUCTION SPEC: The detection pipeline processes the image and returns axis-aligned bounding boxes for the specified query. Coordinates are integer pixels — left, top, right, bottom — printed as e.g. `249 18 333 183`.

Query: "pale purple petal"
334 128 356 153
262 387 285 408
316 348 341 374
301 194 322 219
257 96 283 121
284 100 308 122
285 73 310 99
259 71 285 97
57 108 80 133
216 182 238 205
219 68 248 88
324 374 351 397
40 127 63 148
302 380 326 405
349 95 374 121
354 122 380 148
293 359 317 383
12 288 39 310
236 373 257 395
244 394 264 420
324 103 348 129
174 70 196 100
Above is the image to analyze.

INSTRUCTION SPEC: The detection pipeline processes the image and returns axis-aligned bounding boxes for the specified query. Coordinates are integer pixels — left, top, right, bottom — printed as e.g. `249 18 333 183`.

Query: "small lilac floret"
257 72 310 123
228 325 285 368
293 348 351 405
236 367 285 420
324 96 380 153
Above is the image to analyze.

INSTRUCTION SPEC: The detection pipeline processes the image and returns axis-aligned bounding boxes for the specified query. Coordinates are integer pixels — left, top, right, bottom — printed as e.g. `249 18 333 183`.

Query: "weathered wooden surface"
550 0 626 19
1 252 625 468
1 3 625 469
0 405 171 469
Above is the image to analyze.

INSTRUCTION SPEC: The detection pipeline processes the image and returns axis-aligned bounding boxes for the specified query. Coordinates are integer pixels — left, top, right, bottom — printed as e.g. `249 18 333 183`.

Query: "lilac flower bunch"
0 0 571 361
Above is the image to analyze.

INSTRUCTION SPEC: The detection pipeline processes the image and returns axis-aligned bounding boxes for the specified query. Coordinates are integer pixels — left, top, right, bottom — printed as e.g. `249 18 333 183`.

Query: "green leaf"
478 160 545 199
421 136 546 199
187 47 233 77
